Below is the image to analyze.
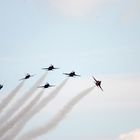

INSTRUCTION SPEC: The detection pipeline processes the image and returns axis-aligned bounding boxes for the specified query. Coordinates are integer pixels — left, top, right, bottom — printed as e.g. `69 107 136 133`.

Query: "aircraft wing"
99 85 103 91
42 68 49 70
38 86 44 88
49 85 55 87
75 74 81 77
92 76 97 82
63 73 70 76
30 74 36 77
19 78 25 81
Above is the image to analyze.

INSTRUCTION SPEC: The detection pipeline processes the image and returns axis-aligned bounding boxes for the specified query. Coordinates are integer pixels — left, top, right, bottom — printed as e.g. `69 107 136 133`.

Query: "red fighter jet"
92 76 103 91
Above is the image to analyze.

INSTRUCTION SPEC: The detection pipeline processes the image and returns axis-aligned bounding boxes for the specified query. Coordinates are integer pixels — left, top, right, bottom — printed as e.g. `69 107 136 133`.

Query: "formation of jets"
0 64 103 91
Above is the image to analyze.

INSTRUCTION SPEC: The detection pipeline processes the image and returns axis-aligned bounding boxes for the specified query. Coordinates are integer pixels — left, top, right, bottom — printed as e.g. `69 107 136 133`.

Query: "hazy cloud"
47 0 140 21
122 0 140 23
47 0 108 17
119 129 140 140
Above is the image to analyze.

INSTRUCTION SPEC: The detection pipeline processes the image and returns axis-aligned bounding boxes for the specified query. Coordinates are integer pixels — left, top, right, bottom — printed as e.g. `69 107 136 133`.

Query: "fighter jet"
42 65 59 71
38 83 55 88
92 76 103 91
63 71 80 77
0 84 3 90
19 73 35 81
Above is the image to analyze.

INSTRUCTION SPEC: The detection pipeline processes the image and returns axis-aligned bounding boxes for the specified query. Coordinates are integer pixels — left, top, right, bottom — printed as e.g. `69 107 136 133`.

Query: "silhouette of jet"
92 76 103 91
38 83 55 88
42 65 59 71
19 73 35 81
0 84 3 90
63 71 80 77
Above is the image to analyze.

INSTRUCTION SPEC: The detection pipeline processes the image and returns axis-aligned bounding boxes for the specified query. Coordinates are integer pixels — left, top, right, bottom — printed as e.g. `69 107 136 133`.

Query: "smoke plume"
0 89 44 137
0 81 25 113
0 72 47 126
18 86 95 140
1 78 68 140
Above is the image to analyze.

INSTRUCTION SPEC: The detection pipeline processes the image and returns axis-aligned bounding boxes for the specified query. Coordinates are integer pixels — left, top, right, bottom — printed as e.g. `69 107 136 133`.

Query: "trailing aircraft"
92 76 103 91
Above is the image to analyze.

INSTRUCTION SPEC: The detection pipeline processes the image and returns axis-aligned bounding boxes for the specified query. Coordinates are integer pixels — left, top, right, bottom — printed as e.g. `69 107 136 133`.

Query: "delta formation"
0 64 103 91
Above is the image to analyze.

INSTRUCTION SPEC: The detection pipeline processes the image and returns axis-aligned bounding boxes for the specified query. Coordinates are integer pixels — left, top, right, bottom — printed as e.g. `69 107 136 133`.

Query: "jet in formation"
92 76 103 91
63 71 80 77
0 84 3 90
42 65 59 71
38 83 55 88
19 73 35 81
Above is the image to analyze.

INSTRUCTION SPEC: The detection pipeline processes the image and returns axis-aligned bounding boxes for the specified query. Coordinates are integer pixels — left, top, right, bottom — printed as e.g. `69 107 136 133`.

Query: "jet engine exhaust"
18 86 95 140
0 72 47 126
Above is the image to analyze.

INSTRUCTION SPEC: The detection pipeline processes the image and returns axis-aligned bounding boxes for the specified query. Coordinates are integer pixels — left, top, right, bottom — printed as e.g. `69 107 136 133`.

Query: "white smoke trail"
0 81 25 113
0 89 44 137
18 86 95 140
0 72 47 126
1 78 68 140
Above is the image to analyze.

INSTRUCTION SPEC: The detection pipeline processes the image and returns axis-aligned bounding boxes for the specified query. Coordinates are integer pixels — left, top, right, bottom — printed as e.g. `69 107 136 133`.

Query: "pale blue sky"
0 0 140 84
0 0 140 140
